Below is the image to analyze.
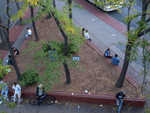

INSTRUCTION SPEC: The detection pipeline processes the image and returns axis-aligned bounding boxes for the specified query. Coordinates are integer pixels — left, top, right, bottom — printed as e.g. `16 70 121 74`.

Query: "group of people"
6 47 20 65
0 81 21 106
104 48 120 65
82 28 120 65
82 28 92 41
6 28 32 66
0 80 126 112
0 81 45 106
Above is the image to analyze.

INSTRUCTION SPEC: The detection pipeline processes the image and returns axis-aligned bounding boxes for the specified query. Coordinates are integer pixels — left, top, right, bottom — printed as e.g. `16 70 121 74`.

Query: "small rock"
78 106 80 108
71 93 74 95
100 104 103 107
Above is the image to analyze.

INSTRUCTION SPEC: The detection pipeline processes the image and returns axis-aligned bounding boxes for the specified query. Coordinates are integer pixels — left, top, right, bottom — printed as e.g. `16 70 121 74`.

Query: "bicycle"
29 94 55 106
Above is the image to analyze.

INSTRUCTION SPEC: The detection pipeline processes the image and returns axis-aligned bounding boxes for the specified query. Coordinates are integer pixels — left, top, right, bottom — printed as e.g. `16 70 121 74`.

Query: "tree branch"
0 24 8 30
146 17 150 22
137 27 150 37
145 0 150 8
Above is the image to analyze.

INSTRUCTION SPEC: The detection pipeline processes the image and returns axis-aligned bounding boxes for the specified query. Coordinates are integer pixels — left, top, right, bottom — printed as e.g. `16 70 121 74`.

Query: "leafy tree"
0 17 6 46
15 0 22 24
0 0 21 80
0 59 11 79
30 5 39 41
12 0 39 41
115 0 150 88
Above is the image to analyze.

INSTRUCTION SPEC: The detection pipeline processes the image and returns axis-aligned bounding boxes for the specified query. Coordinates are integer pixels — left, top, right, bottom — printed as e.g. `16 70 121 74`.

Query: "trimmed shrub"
20 70 38 86
42 41 78 55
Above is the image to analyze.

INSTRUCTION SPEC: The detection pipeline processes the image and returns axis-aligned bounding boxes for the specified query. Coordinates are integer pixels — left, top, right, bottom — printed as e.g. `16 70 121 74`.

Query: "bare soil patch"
5 16 137 95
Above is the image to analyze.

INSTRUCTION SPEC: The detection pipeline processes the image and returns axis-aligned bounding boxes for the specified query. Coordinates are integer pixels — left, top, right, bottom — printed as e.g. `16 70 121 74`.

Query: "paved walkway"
0 99 144 113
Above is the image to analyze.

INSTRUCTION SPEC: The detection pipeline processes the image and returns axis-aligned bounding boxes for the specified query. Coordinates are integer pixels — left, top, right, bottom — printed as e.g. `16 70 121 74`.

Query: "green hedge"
42 41 79 55
20 69 38 86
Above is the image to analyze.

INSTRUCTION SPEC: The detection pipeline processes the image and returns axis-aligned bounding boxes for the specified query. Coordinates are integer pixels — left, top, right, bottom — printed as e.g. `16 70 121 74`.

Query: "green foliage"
20 69 38 86
0 59 11 79
42 41 79 55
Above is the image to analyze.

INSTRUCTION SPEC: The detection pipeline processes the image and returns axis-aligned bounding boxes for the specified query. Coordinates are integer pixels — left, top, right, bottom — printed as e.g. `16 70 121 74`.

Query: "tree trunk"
15 0 22 24
115 40 132 88
53 0 56 8
30 6 39 41
0 17 7 46
63 62 71 84
5 29 21 79
6 0 21 80
68 0 72 19
53 13 71 84
115 6 131 88
0 28 6 46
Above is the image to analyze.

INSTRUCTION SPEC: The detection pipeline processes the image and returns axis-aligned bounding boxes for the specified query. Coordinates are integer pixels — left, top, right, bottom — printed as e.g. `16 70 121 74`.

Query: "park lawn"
5 16 137 95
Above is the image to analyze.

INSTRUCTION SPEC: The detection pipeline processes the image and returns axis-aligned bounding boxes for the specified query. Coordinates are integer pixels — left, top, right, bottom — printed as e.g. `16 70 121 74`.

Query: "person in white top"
84 30 91 41
12 83 21 106
25 28 32 40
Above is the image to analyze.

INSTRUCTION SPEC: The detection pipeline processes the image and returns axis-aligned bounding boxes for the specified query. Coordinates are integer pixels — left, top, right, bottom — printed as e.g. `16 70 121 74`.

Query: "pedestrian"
111 54 120 65
25 28 32 40
12 83 21 106
12 47 20 57
6 55 13 65
104 48 113 58
115 91 126 113
35 84 46 106
82 28 85 36
0 81 9 104
84 30 91 41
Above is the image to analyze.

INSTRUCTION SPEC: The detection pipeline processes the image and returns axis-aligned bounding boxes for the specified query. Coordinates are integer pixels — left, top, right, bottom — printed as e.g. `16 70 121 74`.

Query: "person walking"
0 81 9 104
104 48 113 58
115 91 126 113
84 30 91 41
25 28 32 40
111 54 120 65
12 83 21 106
12 47 20 57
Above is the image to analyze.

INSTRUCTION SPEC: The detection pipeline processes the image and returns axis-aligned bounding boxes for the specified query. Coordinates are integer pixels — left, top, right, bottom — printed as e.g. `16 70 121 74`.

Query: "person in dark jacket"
7 55 13 65
35 84 46 106
104 48 113 58
12 47 20 57
82 28 85 36
115 91 126 113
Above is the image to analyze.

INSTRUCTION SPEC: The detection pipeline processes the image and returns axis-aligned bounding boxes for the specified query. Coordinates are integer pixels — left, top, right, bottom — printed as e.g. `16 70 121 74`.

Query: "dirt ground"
5 16 137 95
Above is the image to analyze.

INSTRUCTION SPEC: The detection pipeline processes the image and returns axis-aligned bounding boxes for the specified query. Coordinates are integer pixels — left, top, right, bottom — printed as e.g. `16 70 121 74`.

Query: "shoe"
0 101 2 104
18 103 21 107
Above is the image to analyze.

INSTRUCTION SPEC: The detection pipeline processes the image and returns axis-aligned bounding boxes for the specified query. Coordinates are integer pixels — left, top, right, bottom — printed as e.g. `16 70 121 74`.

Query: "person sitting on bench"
12 47 19 57
25 28 32 40
104 48 113 58
7 55 13 65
